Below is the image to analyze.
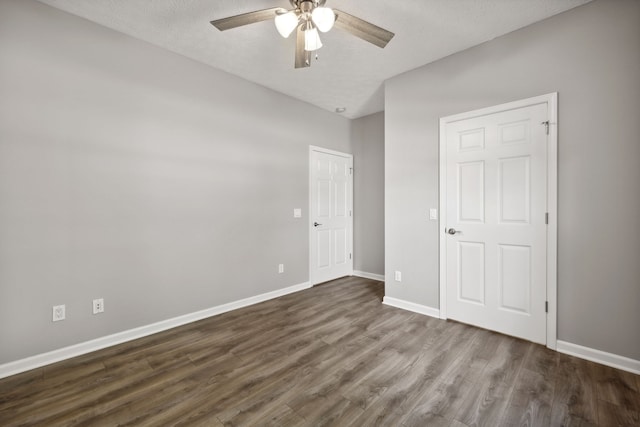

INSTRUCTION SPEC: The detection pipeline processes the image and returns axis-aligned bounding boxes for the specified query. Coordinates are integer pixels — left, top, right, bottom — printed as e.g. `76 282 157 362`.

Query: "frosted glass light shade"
304 27 322 51
275 11 298 38
311 7 335 33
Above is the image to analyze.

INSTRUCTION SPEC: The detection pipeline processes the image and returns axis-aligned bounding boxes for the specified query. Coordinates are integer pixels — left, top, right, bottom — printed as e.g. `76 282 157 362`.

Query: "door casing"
438 93 558 349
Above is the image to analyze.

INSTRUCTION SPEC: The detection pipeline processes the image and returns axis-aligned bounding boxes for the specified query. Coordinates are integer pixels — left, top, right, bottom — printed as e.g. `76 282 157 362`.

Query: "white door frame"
438 93 558 349
308 145 354 285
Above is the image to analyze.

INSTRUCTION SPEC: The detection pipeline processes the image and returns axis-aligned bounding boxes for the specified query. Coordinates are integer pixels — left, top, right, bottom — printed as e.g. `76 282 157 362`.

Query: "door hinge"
349 253 352 260
545 212 549 224
349 210 352 217
545 301 548 313
541 120 550 135
350 167 353 175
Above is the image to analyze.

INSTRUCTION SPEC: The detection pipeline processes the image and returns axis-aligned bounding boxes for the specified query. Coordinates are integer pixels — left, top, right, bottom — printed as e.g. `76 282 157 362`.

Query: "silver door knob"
314 222 322 227
447 228 460 235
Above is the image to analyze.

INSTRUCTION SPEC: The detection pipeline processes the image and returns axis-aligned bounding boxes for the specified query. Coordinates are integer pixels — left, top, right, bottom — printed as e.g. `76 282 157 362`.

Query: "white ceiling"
37 0 590 119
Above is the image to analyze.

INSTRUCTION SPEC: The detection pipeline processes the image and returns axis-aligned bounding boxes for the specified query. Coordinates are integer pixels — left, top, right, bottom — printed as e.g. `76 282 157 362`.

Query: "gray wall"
352 112 385 277
385 0 640 360
0 0 352 364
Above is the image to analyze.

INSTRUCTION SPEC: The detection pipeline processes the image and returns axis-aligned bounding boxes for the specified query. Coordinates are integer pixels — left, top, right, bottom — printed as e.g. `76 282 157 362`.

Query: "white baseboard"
0 281 312 380
382 296 440 319
353 270 385 281
7 284 637 380
557 340 640 375
381 300 639 375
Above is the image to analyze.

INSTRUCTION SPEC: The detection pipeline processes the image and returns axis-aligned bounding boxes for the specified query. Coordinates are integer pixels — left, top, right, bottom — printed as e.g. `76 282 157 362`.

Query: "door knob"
314 222 322 227
447 228 460 235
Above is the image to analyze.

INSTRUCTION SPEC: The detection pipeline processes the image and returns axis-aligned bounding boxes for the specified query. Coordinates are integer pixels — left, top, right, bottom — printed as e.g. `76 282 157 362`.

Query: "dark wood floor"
1 277 638 426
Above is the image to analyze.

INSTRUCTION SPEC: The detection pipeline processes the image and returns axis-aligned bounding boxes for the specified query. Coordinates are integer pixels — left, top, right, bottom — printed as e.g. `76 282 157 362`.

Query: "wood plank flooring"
1 277 638 426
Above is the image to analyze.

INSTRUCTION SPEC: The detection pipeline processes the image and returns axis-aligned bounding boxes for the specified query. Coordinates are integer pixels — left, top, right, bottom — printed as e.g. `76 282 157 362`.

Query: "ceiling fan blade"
211 7 283 31
295 26 311 68
333 9 394 48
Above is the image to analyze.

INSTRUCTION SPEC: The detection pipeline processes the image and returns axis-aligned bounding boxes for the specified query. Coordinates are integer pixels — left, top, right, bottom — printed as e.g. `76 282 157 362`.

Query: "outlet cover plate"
93 298 104 314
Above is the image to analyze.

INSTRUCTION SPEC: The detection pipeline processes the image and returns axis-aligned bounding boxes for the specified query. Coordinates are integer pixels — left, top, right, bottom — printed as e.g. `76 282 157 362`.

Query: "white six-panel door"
309 147 353 285
441 99 553 345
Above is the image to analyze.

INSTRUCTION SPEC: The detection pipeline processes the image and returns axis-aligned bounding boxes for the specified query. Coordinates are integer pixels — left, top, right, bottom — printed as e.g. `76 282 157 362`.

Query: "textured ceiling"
37 0 591 119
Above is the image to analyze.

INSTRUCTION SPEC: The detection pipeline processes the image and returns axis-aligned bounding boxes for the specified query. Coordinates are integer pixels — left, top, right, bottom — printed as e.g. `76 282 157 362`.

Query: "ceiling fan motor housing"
290 0 327 10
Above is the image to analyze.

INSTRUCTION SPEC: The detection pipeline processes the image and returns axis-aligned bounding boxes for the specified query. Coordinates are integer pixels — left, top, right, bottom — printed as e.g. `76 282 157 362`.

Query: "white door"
441 99 553 345
309 147 353 285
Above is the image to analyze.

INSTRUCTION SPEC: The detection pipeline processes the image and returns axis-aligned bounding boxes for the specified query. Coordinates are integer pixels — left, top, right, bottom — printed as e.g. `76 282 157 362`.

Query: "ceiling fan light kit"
311 7 336 33
274 11 298 38
304 25 323 52
210 0 394 69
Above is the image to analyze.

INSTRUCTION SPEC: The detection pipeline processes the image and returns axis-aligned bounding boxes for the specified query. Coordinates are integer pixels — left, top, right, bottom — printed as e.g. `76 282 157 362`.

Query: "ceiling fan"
210 0 394 68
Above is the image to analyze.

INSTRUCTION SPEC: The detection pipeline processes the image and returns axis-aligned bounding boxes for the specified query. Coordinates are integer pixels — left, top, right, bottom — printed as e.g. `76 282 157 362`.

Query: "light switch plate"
429 208 438 220
53 305 66 322
293 208 302 218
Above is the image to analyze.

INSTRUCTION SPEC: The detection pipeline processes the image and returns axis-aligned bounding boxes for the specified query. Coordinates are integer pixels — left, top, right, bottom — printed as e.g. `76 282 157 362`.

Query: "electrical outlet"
394 271 402 282
278 264 284 274
93 298 104 314
52 305 66 322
